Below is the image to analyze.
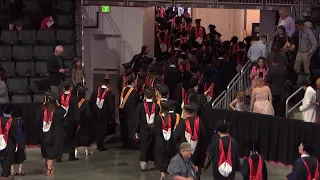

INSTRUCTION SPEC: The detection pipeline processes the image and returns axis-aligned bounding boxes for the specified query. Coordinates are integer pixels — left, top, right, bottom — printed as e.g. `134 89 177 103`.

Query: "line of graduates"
36 78 116 176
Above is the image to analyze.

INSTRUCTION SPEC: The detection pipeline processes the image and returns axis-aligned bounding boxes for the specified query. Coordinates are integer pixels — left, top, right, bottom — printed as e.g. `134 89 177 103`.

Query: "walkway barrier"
212 60 251 109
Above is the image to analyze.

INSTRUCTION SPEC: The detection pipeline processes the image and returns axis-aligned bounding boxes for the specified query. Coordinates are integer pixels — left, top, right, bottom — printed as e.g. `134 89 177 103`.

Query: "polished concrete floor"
10 144 291 180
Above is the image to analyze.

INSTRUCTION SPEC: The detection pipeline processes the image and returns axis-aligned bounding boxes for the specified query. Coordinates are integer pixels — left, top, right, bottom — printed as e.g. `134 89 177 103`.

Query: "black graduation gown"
38 107 66 160
240 155 268 180
75 100 94 147
288 156 320 180
205 134 241 180
14 118 26 164
164 66 181 100
154 113 180 172
134 101 160 161
173 117 206 167
0 116 18 164
89 88 116 137
119 86 139 147
60 94 80 153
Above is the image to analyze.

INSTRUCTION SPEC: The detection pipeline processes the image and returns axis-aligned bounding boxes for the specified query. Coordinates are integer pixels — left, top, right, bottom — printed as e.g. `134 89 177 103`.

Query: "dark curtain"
198 107 320 165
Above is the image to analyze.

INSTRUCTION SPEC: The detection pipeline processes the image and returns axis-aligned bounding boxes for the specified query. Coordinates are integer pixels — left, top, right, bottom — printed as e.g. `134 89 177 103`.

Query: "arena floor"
10 143 292 180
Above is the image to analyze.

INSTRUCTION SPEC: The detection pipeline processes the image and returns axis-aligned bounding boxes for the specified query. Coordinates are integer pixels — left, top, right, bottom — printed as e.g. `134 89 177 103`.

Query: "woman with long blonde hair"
250 77 274 115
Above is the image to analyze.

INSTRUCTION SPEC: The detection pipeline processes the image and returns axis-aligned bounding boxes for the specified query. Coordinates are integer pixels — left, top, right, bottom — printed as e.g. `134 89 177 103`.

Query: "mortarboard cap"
215 119 230 133
208 24 216 30
238 42 246 49
77 86 89 94
195 19 201 22
125 73 135 83
185 18 192 24
122 62 132 70
158 84 169 95
102 78 110 85
188 78 199 89
45 90 59 102
180 54 187 60
143 88 155 98
160 100 176 110
175 16 182 24
184 102 199 113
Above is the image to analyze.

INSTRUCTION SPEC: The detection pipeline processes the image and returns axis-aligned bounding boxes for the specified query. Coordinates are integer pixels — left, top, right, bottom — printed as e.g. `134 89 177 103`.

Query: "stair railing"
212 60 252 109
285 86 304 118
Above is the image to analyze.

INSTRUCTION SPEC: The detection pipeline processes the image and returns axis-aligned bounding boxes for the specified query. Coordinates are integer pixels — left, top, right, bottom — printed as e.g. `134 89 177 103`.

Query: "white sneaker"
75 149 78 158
140 161 147 171
85 148 93 156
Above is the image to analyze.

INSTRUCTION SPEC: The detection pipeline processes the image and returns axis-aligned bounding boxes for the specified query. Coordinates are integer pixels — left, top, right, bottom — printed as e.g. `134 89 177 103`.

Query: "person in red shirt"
40 16 54 30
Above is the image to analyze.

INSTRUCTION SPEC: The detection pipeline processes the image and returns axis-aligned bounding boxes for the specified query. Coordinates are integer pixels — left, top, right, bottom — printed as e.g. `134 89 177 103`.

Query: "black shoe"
97 147 108 151
68 157 79 161
56 159 62 163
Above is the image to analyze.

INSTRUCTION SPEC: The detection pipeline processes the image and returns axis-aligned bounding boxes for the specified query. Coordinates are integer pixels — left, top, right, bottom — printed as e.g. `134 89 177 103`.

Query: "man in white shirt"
247 35 267 63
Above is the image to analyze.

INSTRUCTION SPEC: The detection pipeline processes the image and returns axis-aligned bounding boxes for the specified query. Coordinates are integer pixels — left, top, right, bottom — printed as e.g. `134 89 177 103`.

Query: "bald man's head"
55 45 64 56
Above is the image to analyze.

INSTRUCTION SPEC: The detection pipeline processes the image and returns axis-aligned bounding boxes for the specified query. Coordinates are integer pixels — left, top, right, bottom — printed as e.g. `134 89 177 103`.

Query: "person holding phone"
249 57 268 89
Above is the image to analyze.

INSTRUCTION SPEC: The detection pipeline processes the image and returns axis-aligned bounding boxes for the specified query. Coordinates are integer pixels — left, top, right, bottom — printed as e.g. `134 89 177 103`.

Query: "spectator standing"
168 142 198 180
272 25 291 48
0 75 9 103
267 58 287 116
299 79 316 123
8 0 25 31
294 20 317 74
247 36 267 63
250 77 274 115
47 45 68 93
250 57 268 89
72 57 86 95
278 8 295 38
267 41 288 69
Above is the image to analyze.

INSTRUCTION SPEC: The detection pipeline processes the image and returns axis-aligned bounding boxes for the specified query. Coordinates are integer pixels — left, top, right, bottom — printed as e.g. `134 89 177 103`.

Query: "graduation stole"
143 101 156 125
204 82 214 98
300 157 319 180
60 93 72 117
42 108 55 133
195 27 203 39
120 87 134 109
160 114 172 141
184 117 200 154
248 155 263 180
174 113 180 131
96 87 109 109
78 98 86 108
0 117 13 150
218 134 233 177
182 87 190 106
157 32 168 52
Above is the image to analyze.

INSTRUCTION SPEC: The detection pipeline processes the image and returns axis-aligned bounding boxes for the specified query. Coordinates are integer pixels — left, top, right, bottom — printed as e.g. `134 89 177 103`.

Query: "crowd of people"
0 5 320 180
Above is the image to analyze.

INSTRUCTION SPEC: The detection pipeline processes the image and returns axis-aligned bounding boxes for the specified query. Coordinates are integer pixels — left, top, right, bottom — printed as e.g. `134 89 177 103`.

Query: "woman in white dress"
299 79 316 123
250 77 274 115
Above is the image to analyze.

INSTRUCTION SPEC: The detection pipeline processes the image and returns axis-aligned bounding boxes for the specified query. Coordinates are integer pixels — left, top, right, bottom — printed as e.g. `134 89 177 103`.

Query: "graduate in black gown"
119 74 139 149
287 142 320 180
117 62 133 94
0 104 18 179
38 91 65 176
136 72 147 102
154 100 181 180
58 81 80 162
75 86 94 157
164 56 181 100
240 141 268 180
89 79 115 151
11 107 26 176
134 88 160 171
173 102 206 179
205 120 241 180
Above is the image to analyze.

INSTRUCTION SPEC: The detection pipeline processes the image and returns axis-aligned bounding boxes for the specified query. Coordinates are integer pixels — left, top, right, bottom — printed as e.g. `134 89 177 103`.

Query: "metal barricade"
285 86 303 118
212 60 252 109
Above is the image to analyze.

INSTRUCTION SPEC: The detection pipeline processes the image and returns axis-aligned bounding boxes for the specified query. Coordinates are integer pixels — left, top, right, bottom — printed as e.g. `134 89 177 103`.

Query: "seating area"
0 0 77 103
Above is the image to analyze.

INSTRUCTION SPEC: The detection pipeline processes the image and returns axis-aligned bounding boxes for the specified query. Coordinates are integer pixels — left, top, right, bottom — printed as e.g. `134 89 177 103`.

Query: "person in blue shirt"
10 107 26 176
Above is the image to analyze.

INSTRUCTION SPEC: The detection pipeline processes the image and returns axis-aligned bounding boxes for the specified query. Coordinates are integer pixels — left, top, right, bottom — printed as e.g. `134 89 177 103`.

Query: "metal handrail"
211 90 226 107
285 86 304 118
